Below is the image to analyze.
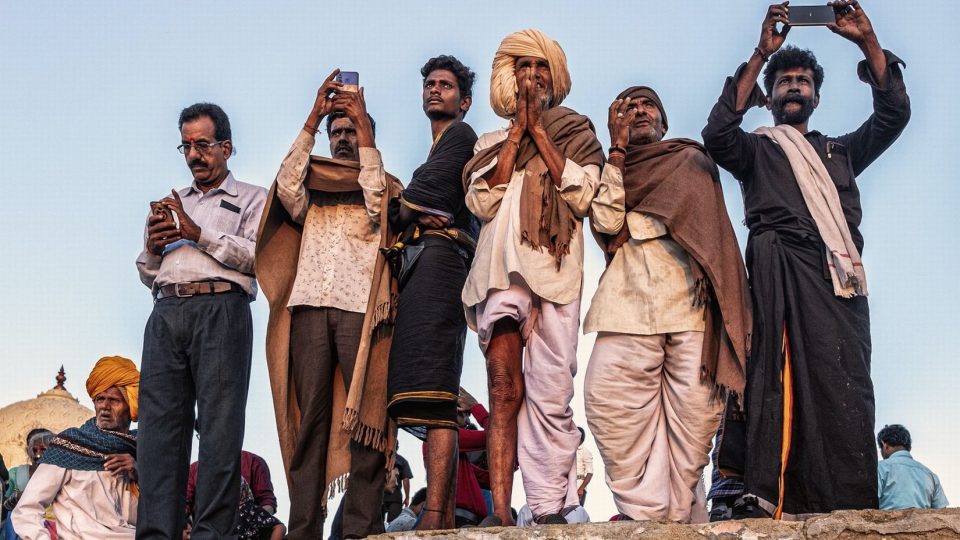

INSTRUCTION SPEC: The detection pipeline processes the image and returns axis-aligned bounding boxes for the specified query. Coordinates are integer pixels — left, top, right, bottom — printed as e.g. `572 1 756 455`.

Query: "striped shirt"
136 172 267 298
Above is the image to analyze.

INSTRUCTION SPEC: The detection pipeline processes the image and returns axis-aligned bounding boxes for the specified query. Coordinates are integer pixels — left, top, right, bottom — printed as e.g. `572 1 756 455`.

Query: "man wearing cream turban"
461 28 610 526
12 356 139 539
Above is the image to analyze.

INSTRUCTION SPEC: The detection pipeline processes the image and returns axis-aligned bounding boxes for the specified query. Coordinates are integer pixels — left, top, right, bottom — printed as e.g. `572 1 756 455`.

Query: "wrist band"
754 47 770 62
303 123 319 134
609 145 626 155
608 151 625 160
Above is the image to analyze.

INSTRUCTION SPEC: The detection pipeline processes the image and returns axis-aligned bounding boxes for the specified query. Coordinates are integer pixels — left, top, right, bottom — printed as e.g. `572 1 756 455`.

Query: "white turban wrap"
490 29 571 119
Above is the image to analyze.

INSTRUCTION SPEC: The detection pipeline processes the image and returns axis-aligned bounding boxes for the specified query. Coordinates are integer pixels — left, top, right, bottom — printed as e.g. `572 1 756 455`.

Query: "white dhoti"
476 281 582 519
584 331 721 522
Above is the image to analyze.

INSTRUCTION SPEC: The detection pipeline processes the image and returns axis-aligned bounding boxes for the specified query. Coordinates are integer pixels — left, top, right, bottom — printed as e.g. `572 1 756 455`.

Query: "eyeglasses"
177 140 227 155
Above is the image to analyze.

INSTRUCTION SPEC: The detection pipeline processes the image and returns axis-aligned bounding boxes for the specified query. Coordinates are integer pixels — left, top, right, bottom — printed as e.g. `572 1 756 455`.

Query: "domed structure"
0 367 94 468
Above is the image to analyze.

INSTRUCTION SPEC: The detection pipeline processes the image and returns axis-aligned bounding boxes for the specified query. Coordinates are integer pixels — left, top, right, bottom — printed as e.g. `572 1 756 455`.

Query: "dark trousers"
286 307 386 540
382 499 403 523
136 292 252 540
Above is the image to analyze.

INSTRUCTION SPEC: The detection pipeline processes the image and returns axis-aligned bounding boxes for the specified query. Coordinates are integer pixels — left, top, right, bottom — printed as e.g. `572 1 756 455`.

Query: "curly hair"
178 102 232 142
421 55 476 100
763 45 825 96
877 424 912 451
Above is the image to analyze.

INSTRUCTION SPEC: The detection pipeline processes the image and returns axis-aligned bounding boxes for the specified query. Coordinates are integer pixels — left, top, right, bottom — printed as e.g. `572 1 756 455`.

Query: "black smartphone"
336 71 359 93
789 5 837 26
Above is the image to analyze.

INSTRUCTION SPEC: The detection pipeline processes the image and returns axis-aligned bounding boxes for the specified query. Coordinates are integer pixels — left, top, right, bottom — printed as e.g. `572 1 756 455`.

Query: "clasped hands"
146 190 201 256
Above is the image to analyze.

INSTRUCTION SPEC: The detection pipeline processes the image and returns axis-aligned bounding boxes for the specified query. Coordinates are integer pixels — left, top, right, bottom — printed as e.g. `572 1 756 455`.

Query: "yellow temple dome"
0 367 94 468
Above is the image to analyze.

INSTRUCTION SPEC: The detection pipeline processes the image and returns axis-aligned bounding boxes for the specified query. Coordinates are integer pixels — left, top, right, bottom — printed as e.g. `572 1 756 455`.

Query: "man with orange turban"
461 29 611 526
12 356 140 539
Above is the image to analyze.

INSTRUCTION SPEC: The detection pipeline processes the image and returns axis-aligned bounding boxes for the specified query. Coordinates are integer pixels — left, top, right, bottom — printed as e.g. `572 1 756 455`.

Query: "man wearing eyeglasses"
135 102 267 540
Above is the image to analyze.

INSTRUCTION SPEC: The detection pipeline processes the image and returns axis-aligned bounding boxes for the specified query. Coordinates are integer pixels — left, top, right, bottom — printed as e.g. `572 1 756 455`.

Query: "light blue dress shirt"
878 450 949 510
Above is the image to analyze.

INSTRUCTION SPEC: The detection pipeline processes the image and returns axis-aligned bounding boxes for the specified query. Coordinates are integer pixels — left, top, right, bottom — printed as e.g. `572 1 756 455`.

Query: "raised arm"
277 70 347 223
702 4 786 179
829 1 911 175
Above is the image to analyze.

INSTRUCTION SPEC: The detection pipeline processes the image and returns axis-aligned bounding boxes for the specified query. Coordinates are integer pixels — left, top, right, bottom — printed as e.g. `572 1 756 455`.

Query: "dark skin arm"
162 190 202 243
145 212 181 256
484 70 528 190
828 0 887 85
304 68 345 134
736 2 791 111
523 69 567 188
104 454 137 482
606 97 637 175
331 87 375 149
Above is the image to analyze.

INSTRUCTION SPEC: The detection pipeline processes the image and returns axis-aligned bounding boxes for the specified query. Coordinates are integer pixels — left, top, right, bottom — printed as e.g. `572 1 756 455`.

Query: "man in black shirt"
702 0 909 518
382 453 413 523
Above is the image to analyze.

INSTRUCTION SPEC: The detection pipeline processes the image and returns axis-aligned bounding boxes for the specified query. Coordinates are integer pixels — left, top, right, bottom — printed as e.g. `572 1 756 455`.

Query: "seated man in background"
12 356 139 539
386 488 427 533
877 424 948 510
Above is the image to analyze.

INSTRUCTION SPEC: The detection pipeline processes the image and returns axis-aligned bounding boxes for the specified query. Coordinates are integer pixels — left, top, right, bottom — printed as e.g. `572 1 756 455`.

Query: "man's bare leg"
485 318 524 525
417 427 458 530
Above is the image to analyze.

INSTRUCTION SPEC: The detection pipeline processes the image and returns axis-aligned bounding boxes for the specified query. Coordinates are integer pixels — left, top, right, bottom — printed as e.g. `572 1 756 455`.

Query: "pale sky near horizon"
1 0 957 530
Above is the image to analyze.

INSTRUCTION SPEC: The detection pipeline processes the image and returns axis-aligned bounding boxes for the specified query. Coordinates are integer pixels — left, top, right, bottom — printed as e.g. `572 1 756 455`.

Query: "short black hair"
577 426 586 444
179 102 232 142
421 55 476 100
325 111 377 138
411 487 427 507
763 45 825 96
877 424 912 451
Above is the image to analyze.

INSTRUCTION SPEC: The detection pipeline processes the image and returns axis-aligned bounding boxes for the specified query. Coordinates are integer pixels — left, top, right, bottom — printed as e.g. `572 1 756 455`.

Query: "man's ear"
813 93 820 109
460 95 473 114
222 140 234 159
766 95 773 111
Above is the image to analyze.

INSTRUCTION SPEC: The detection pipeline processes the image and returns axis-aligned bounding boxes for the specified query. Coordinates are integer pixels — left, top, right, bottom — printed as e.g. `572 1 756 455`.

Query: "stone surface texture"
372 508 960 540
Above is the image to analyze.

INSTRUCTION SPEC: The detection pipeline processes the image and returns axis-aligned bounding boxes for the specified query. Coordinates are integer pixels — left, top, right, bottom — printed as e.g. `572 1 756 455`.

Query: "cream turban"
86 356 141 421
490 28 571 119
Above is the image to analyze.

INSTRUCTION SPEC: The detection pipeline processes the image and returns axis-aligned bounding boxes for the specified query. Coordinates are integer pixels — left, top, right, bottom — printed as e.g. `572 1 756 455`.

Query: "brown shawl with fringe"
462 106 603 269
256 155 401 506
596 139 752 399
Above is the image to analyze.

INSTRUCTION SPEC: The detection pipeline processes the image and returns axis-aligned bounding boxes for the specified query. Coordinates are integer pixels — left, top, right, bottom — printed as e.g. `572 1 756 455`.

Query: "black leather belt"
155 280 243 299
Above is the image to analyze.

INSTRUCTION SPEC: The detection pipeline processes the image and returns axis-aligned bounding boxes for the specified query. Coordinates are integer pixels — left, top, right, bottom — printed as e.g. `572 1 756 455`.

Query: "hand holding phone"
150 201 170 222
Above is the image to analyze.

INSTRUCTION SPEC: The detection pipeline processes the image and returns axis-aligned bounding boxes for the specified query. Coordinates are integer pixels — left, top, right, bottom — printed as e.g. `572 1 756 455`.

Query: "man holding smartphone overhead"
702 0 910 518
135 103 267 539
256 69 401 539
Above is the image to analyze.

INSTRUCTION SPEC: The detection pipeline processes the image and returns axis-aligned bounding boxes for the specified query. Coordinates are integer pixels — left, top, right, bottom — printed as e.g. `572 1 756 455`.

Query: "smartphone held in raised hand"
336 71 359 93
789 5 837 26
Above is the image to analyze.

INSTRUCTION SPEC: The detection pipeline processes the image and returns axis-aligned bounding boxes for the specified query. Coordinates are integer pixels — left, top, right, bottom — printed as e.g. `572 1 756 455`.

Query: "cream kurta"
275 130 386 313
463 127 616 326
585 163 705 335
11 464 136 540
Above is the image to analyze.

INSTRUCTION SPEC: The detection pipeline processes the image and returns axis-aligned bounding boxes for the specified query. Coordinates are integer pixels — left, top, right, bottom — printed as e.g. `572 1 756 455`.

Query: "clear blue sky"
1 0 956 527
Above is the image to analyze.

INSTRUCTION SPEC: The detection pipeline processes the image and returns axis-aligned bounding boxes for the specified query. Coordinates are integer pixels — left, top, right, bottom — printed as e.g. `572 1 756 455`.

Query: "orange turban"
86 356 141 421
490 29 571 119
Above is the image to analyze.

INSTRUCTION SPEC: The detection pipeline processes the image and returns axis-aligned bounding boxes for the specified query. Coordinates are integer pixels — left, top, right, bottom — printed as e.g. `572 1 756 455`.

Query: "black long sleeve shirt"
702 50 910 254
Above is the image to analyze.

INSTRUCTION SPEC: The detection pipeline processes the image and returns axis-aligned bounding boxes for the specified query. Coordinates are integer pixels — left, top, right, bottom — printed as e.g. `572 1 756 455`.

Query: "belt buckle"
174 283 194 298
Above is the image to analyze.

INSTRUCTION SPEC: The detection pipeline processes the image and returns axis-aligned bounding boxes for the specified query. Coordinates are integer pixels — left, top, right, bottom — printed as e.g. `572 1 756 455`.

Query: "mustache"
189 159 207 168
335 142 354 153
776 93 810 106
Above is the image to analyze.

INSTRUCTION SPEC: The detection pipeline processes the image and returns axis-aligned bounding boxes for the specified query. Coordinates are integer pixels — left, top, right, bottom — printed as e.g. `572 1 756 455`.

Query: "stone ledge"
372 508 960 540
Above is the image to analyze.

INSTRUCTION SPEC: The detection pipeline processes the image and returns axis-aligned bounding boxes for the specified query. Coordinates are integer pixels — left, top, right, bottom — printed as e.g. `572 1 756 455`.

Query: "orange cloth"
86 356 141 421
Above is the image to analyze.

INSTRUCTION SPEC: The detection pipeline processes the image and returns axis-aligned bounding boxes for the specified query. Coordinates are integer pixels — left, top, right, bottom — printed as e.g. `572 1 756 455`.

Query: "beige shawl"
256 155 401 505
755 125 868 297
